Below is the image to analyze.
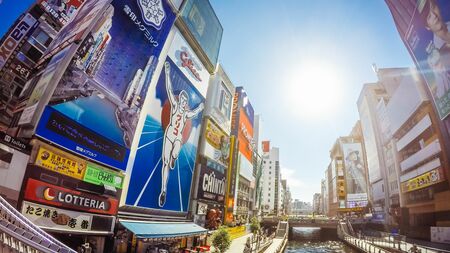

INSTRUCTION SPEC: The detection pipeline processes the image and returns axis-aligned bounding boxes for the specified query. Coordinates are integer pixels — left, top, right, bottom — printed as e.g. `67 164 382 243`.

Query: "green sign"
83 163 124 189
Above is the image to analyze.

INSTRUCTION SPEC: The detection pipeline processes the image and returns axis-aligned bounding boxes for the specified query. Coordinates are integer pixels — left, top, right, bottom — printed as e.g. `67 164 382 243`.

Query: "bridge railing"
338 222 391 253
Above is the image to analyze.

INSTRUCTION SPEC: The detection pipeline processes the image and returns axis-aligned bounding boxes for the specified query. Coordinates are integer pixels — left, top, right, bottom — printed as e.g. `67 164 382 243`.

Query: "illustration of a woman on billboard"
159 61 204 207
345 149 366 194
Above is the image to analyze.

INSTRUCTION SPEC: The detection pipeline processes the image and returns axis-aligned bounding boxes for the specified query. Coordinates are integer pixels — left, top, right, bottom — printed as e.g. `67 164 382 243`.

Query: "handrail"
0 196 76 253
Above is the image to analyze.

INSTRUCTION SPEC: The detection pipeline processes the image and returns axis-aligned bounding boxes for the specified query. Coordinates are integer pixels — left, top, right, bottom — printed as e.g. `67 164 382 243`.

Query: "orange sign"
238 108 254 162
262 141 270 153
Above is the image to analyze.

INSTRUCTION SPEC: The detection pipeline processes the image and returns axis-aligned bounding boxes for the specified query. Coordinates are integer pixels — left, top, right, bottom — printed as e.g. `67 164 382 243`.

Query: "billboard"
386 0 450 119
21 201 115 233
23 178 119 215
197 161 226 203
39 0 85 26
401 167 445 193
32 0 175 170
125 56 206 212
180 0 223 67
342 142 368 202
201 118 230 167
262 141 270 153
238 108 254 162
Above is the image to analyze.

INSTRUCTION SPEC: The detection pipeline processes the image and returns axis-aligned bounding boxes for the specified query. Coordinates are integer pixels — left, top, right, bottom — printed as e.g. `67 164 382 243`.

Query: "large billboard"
180 0 223 67
32 0 176 170
125 28 208 212
197 160 226 203
342 142 368 205
39 0 85 27
238 108 254 162
0 0 36 38
386 0 450 119
201 118 230 168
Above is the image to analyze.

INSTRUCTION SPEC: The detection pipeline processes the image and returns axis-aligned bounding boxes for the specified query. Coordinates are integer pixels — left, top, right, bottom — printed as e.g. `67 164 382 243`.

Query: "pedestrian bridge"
261 217 339 229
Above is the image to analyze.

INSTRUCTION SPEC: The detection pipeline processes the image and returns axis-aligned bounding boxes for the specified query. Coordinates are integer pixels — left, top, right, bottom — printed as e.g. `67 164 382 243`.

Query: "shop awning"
120 221 207 239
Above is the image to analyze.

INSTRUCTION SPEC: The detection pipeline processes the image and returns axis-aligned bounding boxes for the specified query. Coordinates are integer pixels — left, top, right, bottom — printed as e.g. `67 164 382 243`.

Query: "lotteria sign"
24 178 118 215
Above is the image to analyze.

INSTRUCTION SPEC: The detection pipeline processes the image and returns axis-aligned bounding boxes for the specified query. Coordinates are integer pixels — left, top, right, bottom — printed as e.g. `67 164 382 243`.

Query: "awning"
120 221 207 239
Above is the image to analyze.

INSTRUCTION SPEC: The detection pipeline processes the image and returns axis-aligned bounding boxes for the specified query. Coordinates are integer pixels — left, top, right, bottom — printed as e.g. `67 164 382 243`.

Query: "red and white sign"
262 141 270 153
23 178 118 215
0 13 37 69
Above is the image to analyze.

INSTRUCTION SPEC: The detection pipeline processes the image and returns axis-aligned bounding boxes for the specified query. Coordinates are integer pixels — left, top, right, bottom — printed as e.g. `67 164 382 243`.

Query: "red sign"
23 178 118 215
262 141 270 153
180 51 202 81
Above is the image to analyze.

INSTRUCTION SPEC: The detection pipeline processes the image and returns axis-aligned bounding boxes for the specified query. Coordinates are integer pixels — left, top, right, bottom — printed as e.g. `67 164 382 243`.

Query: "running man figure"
159 61 204 207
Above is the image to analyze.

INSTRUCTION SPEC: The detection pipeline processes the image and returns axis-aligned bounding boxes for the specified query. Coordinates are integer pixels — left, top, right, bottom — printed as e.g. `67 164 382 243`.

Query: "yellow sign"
205 119 227 149
35 146 86 180
401 168 444 193
338 207 363 212
226 225 247 240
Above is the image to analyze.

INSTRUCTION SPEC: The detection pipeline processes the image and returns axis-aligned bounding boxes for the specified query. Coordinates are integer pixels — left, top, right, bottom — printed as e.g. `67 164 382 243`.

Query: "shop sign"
0 13 37 69
197 163 225 203
35 145 86 180
401 168 444 193
21 201 92 231
11 58 32 79
0 132 30 153
197 203 207 215
24 178 118 215
337 207 363 212
83 163 124 189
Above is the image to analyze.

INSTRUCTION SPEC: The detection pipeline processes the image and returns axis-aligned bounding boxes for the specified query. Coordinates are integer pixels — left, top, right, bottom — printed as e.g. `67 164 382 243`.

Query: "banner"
342 143 367 199
24 178 118 215
202 119 230 167
33 0 176 170
197 162 226 203
125 56 206 212
22 201 92 232
401 167 444 193
34 144 87 180
83 163 124 189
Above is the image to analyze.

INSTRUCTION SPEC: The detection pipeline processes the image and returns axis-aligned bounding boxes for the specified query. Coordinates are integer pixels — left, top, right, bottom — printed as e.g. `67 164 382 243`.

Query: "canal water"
285 227 357 253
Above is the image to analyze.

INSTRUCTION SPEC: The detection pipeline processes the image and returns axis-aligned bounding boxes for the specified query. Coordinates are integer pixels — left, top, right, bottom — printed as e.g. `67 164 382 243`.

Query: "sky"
210 0 415 203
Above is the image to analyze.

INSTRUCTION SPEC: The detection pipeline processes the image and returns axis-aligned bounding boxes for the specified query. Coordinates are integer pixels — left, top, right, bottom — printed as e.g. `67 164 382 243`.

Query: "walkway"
364 237 450 253
225 233 253 253
262 238 284 253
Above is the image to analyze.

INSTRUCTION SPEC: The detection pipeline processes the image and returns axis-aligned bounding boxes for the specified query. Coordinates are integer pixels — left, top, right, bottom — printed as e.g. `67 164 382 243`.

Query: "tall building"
313 193 321 214
261 146 281 216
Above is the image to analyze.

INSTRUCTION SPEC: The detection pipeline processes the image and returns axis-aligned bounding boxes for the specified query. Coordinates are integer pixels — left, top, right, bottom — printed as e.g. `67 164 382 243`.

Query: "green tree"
250 217 260 235
212 226 231 253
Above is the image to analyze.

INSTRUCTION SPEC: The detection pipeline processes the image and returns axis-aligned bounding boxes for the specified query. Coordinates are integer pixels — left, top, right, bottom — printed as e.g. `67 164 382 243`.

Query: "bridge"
262 217 339 229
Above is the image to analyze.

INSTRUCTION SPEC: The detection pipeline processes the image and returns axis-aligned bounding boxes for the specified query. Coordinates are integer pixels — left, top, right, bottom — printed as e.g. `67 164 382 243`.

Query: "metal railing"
338 222 391 253
358 233 450 253
0 196 76 253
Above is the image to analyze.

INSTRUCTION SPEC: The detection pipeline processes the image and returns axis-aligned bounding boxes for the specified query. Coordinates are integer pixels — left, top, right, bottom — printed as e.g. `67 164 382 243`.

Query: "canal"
285 227 358 253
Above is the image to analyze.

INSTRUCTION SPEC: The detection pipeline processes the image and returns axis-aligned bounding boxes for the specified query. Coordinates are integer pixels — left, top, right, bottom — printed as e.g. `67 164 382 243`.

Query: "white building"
261 146 281 215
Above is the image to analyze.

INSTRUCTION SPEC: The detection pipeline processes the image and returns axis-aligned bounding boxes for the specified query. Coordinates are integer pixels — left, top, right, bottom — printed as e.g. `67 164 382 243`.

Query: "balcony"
400 139 441 172
396 114 431 151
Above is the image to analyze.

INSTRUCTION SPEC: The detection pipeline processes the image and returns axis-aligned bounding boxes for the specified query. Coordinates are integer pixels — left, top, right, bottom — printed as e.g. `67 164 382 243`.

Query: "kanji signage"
83 163 124 189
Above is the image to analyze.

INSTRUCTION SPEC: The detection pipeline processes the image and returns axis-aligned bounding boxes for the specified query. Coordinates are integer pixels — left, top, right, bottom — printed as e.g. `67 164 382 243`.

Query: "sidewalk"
262 238 284 253
225 233 253 253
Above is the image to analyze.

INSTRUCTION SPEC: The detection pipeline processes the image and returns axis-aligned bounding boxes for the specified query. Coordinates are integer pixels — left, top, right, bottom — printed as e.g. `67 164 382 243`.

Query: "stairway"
0 196 76 253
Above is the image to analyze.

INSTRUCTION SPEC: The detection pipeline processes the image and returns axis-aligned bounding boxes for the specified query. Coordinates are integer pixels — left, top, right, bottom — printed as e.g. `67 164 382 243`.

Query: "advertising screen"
180 0 223 67
34 0 176 170
343 142 368 203
387 0 450 119
201 118 230 167
125 56 206 212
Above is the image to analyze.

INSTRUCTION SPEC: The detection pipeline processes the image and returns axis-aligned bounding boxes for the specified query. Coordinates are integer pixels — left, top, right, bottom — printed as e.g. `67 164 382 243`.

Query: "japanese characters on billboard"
342 142 368 205
386 0 450 119
197 161 226 203
21 201 115 233
238 108 254 162
32 0 176 170
125 28 209 212
0 1 36 38
39 0 85 26
201 118 230 167
401 167 445 193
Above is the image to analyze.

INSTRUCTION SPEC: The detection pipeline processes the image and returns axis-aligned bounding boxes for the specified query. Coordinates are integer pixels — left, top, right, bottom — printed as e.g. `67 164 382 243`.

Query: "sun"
285 61 343 120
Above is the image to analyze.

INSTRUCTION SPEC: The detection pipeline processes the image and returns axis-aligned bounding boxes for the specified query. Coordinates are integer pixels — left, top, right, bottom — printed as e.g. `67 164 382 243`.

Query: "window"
269 171 271 174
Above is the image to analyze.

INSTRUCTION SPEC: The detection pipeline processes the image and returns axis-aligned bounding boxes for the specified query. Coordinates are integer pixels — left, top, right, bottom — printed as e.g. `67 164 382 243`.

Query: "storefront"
20 140 124 252
115 221 208 253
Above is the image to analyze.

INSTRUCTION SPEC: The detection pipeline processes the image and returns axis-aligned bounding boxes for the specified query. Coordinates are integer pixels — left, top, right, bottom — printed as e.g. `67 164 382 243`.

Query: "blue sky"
210 0 415 202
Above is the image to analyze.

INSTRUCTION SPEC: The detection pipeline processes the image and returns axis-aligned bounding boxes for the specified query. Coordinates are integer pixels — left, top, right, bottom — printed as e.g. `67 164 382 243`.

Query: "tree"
212 226 231 253
250 217 260 235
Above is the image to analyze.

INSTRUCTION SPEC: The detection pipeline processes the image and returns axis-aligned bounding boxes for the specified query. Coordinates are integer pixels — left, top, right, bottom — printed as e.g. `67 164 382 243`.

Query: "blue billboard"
0 0 35 38
35 0 176 170
125 57 205 212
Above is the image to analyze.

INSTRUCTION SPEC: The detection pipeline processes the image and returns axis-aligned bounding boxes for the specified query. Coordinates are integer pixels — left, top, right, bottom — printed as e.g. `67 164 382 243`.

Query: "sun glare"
285 62 343 119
